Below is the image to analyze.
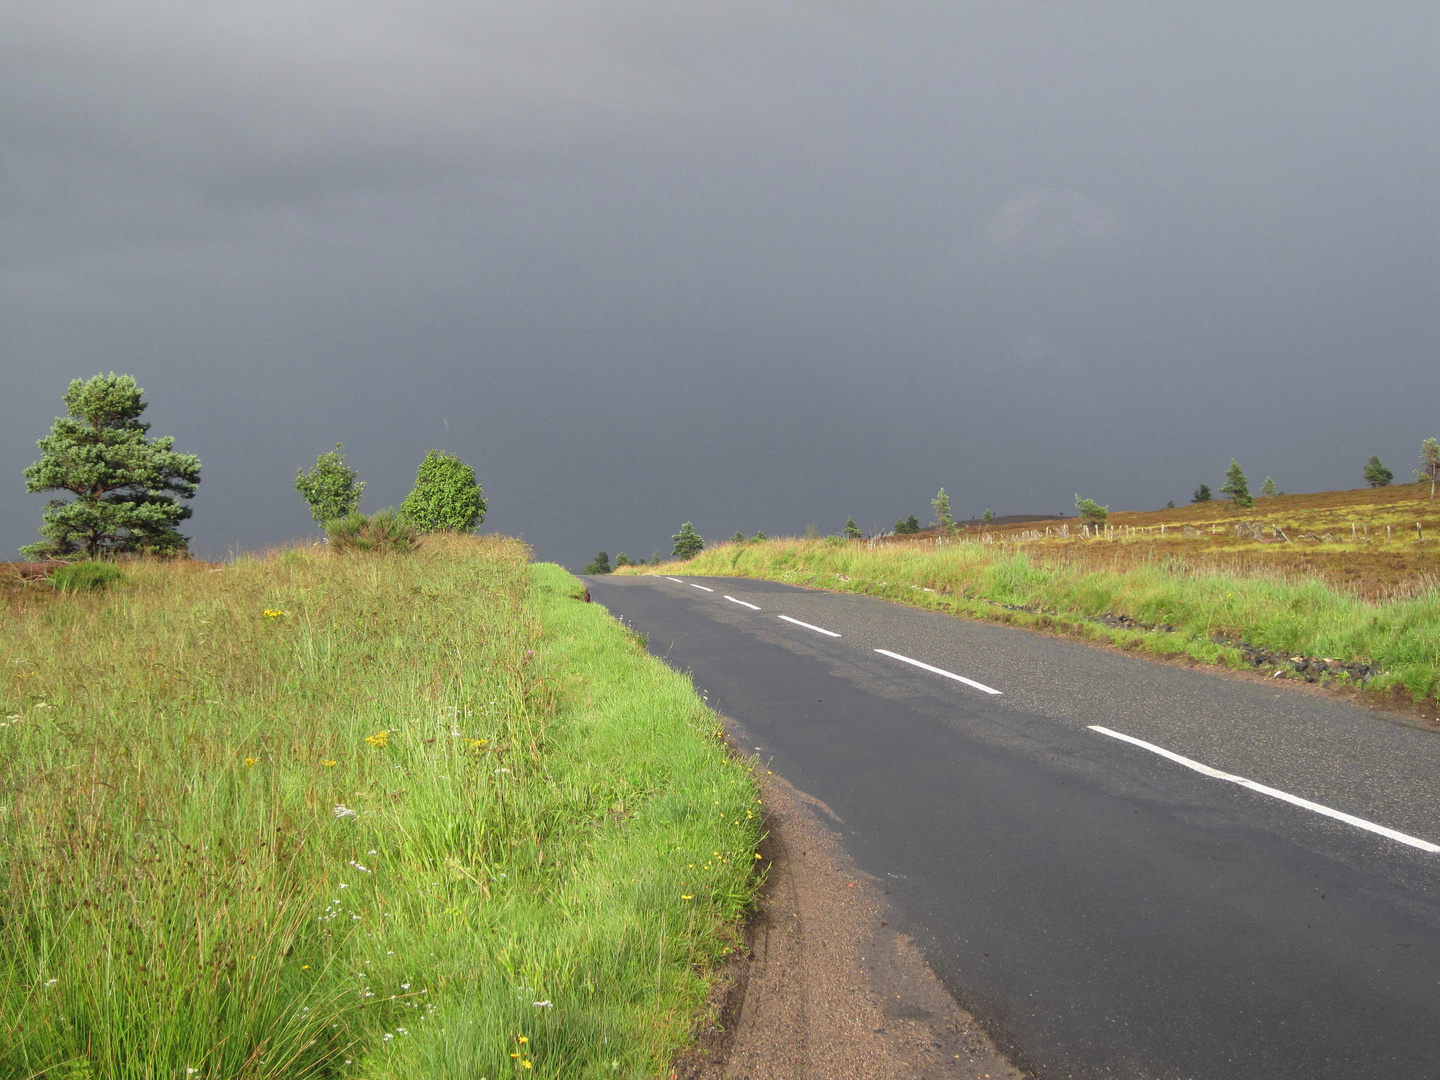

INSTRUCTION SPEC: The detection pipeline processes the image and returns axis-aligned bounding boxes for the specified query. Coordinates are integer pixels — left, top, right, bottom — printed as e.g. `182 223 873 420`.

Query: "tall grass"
662 538 1440 705
0 536 759 1078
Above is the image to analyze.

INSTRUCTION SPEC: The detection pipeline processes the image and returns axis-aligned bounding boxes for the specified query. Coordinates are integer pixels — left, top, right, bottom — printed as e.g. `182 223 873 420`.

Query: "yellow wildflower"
244 757 258 768
365 731 389 749
322 759 337 767
262 609 287 619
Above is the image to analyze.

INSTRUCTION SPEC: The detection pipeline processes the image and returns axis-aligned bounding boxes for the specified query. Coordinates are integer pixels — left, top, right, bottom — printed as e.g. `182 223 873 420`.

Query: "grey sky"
4 2 1438 568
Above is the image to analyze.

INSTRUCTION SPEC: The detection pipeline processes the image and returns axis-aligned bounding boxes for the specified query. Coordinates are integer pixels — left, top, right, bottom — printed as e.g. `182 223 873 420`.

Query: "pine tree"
22 374 201 558
615 552 634 567
1362 457 1392 487
295 443 365 526
894 518 907 534
752 531 767 543
982 508 994 523
584 551 611 574
1418 439 1440 498
732 531 746 544
1192 484 1212 503
671 522 705 560
1260 476 1279 498
843 516 862 539
399 451 486 532
1220 460 1252 508
905 514 920 533
931 488 955 533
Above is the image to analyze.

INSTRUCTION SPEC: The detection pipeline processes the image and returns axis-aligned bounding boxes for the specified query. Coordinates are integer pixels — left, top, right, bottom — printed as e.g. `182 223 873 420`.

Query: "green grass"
0 536 760 1078
650 538 1440 706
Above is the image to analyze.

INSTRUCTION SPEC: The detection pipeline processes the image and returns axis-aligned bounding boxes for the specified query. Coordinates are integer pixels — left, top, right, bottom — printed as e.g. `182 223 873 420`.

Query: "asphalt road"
584 573 1440 1080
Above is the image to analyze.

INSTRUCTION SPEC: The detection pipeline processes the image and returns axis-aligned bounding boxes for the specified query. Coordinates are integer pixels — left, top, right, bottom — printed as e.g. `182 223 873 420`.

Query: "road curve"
585 573 1440 1080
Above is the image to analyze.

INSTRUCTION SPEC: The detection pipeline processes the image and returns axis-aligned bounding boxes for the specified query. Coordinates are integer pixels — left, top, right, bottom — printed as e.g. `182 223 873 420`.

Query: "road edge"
674 716 1030 1080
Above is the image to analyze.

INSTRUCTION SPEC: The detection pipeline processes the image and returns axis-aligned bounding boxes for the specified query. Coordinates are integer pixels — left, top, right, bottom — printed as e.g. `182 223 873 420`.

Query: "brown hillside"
881 483 1440 599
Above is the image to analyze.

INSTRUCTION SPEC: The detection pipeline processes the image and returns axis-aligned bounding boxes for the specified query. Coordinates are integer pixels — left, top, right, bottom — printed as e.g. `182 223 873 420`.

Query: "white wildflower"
333 804 357 819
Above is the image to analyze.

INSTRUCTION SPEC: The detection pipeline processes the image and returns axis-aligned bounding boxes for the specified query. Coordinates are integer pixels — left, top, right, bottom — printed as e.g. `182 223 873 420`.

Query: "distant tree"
1164 500 1176 509
1362 457 1392 488
732 531 746 544
1418 439 1440 498
843 516 862 539
1220 460 1252 508
399 451 486 532
931 488 955 533
905 514 919 533
614 552 635 567
1192 484 1212 503
672 522 705 560
894 518 906 534
584 551 611 574
752 531 767 542
22 374 201 559
1259 476 1279 498
1074 494 1108 525
982 508 994 523
650 550 662 565
295 442 365 527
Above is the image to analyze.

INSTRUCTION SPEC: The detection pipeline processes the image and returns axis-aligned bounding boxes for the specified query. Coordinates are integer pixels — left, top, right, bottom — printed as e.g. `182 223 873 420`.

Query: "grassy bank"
0 537 760 1078
641 537 1440 708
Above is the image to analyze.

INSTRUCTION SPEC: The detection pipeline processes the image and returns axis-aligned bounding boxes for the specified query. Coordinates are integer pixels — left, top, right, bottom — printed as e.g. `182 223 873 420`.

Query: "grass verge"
0 536 760 1078
637 537 1440 709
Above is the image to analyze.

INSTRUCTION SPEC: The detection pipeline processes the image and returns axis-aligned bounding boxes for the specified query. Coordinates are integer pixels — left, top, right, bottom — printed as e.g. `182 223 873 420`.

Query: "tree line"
20 374 486 559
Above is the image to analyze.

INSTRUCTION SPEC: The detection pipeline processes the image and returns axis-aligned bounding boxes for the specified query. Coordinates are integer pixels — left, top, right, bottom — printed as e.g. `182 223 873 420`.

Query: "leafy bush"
50 561 124 592
1075 494 1108 524
399 450 487 532
295 442 365 525
585 551 612 574
325 509 417 553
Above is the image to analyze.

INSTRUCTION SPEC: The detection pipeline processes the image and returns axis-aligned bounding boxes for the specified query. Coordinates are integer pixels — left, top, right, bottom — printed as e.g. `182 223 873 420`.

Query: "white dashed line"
665 577 685 583
1089 725 1440 854
689 583 715 592
873 649 1002 695
777 615 841 638
725 596 761 610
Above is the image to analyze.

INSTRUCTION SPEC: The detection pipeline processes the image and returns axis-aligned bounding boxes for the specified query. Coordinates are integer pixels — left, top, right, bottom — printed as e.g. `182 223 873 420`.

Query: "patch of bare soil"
676 727 1027 1080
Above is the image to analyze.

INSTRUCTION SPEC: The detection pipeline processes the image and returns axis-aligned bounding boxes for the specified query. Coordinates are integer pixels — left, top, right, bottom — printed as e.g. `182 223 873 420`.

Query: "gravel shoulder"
677 719 1027 1080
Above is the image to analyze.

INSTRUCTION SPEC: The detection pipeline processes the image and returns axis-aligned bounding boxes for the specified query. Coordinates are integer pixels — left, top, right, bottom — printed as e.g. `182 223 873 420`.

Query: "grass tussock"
644 536 1440 707
0 535 759 1078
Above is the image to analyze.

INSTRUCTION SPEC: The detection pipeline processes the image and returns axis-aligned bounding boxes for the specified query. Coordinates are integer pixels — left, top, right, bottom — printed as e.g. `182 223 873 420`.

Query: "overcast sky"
4 2 1438 568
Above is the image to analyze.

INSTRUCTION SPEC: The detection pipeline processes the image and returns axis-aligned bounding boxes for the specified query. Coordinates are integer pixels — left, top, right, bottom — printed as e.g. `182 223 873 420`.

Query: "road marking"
665 577 685 583
689 583 715 592
777 615 841 638
1089 726 1440 854
874 649 1002 695
725 596 761 610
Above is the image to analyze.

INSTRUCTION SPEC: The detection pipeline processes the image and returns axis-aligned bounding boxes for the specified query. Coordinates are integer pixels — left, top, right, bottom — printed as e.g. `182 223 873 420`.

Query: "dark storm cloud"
4 2 1438 566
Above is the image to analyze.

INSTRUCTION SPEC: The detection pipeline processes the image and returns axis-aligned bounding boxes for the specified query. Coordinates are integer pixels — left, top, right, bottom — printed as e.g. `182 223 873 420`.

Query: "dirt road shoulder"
678 720 1028 1080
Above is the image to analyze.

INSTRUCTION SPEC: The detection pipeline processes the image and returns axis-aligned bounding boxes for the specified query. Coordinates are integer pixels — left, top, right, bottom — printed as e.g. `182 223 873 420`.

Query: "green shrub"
1075 494 1108 524
50 560 125 592
399 450 486 532
325 508 417 553
295 442 365 525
